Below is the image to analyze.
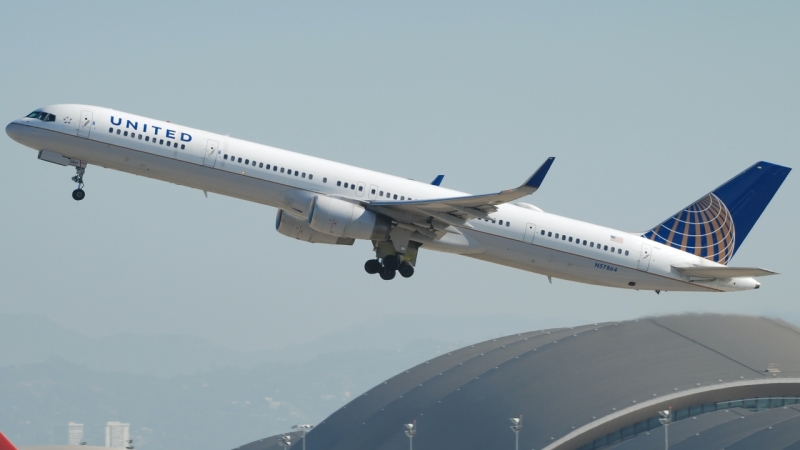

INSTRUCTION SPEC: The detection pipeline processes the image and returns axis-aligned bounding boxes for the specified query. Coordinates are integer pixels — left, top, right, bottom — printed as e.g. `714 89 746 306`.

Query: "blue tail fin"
642 161 791 264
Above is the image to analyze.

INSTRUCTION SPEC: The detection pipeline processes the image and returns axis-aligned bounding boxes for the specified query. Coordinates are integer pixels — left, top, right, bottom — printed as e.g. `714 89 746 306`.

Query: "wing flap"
672 266 778 278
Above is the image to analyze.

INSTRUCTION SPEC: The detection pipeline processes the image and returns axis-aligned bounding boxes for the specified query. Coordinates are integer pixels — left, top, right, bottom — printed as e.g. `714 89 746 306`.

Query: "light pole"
509 415 522 450
404 421 417 450
292 424 314 450
658 408 672 450
278 434 292 450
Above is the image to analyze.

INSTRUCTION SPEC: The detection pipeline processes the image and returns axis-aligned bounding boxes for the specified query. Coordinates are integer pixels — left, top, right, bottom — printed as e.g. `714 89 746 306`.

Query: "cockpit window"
25 111 55 122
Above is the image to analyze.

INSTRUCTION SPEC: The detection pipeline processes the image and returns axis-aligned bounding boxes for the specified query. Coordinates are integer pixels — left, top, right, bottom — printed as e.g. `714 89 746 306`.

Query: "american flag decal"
610 235 624 244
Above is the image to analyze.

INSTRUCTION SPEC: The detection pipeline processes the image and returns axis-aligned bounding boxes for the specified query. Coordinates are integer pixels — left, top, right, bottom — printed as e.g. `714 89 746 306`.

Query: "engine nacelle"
308 196 391 241
276 209 354 245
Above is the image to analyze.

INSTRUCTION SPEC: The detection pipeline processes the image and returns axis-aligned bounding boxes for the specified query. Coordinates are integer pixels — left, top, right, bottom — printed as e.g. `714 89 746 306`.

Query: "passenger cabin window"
351 185 355 190
548 232 552 237
541 230 545 235
323 177 327 183
309 175 313 180
625 250 629 256
281 168 285 173
259 163 263 168
568 237 572 242
604 245 609 251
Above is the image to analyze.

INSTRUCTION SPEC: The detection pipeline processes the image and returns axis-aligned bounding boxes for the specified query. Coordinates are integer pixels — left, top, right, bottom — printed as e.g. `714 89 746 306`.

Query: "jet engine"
276 209 355 245
307 195 391 241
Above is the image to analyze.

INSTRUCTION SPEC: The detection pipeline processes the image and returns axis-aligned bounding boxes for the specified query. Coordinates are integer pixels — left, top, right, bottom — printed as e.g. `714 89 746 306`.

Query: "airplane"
5 105 791 292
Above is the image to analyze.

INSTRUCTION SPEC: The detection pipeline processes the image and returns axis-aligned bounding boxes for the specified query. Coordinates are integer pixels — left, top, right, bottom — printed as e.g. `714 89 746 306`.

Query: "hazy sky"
1 2 798 352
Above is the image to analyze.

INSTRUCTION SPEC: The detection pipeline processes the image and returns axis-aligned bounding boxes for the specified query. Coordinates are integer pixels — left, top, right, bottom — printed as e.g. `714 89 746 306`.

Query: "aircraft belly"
39 129 285 208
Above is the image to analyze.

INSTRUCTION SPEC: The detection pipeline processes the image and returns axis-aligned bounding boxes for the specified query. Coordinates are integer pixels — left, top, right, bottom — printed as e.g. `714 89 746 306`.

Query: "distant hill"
0 313 552 377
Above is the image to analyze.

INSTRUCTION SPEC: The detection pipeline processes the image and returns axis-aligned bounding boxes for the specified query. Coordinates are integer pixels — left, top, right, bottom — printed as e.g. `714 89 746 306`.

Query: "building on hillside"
67 423 83 446
104 422 129 448
234 314 800 450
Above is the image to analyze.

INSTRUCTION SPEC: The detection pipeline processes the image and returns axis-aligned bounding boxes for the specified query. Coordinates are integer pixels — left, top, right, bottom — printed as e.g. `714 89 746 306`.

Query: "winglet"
0 432 18 450
430 175 445 186
523 157 556 189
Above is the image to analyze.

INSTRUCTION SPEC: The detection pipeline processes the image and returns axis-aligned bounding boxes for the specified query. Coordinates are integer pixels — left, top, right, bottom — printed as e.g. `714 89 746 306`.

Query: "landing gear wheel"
379 268 396 280
364 259 381 274
71 166 86 201
382 255 400 271
398 261 415 278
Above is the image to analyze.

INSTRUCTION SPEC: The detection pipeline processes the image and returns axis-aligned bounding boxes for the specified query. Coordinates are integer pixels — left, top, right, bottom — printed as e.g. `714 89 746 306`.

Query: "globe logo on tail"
642 193 735 264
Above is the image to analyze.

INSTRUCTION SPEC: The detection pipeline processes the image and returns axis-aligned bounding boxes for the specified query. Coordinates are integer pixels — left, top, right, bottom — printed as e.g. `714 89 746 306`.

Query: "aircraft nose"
6 121 25 143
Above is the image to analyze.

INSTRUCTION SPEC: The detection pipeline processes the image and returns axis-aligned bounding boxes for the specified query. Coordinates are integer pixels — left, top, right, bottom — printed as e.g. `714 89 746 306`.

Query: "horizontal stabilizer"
672 265 778 279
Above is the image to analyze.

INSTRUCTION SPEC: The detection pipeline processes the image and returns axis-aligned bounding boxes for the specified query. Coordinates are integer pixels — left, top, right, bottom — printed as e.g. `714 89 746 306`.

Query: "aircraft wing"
672 266 778 278
368 157 555 227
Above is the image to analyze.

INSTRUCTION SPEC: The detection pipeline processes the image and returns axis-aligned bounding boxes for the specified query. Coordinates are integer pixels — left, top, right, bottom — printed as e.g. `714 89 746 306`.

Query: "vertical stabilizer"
642 161 790 264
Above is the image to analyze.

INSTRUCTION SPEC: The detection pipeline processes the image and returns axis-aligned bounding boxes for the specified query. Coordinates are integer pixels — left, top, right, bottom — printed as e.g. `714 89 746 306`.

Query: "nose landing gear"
71 166 86 201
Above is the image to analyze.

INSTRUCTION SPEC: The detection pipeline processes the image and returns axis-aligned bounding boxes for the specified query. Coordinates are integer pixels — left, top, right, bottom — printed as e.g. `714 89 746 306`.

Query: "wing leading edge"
369 157 555 224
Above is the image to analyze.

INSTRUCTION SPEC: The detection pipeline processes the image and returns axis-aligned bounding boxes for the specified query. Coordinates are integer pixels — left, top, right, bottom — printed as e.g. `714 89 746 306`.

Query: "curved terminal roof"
237 314 800 450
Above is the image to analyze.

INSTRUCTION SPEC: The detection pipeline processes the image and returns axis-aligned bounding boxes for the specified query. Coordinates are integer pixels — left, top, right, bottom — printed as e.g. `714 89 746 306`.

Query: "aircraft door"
77 110 93 138
203 140 219 167
368 184 378 200
523 223 536 244
638 244 652 271
356 181 366 197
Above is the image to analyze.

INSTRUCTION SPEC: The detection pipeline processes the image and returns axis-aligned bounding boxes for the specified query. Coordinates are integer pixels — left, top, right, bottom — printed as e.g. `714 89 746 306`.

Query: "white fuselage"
6 104 761 292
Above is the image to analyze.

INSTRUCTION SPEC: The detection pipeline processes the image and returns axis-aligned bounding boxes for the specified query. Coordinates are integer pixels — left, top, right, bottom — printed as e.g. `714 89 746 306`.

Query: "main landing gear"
364 256 415 280
71 166 86 201
364 241 420 281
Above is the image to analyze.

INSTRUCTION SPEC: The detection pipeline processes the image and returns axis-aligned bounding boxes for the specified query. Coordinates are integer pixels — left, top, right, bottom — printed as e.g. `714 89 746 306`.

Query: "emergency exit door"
638 244 652 271
523 223 537 244
203 140 219 167
77 110 93 138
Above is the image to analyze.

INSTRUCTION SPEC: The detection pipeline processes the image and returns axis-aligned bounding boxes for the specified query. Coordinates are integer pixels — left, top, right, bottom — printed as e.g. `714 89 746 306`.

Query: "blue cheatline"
642 161 791 264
